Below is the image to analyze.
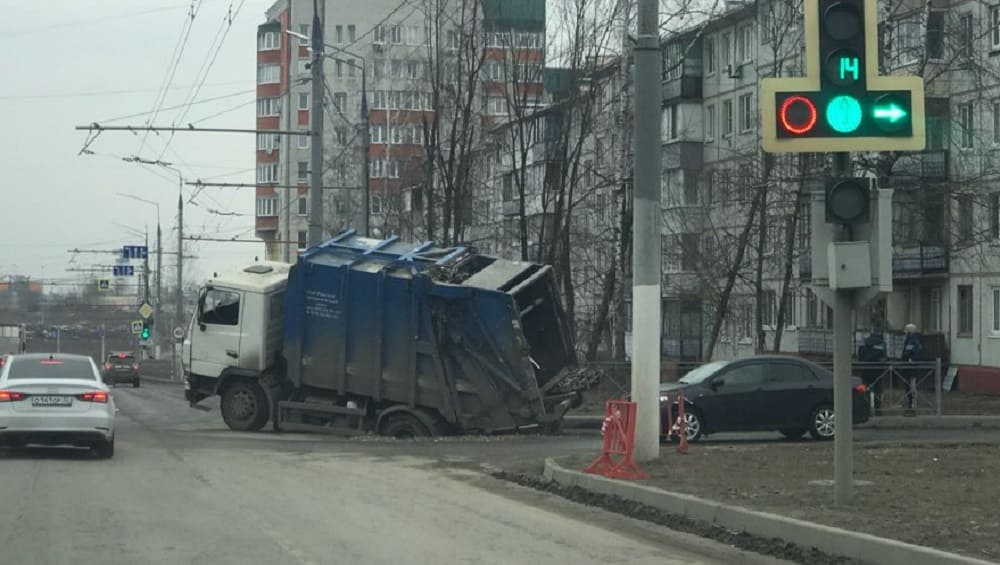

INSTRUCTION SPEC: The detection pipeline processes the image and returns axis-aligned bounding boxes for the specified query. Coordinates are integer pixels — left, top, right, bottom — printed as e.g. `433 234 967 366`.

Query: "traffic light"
762 0 925 152
825 178 870 225
140 320 152 341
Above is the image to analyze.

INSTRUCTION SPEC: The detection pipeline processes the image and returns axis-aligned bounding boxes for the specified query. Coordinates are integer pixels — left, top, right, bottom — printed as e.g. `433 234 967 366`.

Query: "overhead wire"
138 0 205 156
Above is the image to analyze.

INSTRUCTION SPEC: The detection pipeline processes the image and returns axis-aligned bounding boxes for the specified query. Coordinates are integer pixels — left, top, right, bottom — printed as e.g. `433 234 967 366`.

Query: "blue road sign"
113 265 135 277
122 245 149 260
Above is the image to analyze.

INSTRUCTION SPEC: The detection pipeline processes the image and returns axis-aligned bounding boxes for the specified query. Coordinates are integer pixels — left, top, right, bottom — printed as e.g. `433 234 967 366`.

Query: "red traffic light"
779 95 818 135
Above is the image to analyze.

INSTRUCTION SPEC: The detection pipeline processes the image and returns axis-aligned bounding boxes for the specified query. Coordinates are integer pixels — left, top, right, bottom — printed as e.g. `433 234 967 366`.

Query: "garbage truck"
183 231 588 437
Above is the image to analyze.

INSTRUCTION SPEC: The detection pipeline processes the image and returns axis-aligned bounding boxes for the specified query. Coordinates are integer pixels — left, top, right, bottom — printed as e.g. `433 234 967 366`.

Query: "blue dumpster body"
278 231 579 434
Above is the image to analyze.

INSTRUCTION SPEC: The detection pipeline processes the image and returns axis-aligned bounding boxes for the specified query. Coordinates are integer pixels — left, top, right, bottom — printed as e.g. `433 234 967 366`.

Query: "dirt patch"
565 443 1000 562
494 470 860 565
943 392 1000 416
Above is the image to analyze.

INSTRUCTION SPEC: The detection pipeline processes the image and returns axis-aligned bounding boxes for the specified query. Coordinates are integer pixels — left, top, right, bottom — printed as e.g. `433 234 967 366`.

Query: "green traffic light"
141 327 150 339
825 95 863 133
873 103 907 123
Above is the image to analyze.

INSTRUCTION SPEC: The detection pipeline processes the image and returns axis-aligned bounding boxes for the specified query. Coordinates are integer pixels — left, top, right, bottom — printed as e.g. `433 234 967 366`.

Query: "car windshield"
676 360 729 384
6 357 96 380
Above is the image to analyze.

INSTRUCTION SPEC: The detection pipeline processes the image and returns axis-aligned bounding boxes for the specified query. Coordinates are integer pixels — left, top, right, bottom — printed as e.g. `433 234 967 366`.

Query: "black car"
102 352 140 388
660 355 870 442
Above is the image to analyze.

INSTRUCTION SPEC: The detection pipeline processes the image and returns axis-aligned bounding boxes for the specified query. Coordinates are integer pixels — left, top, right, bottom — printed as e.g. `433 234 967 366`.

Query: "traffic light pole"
630 0 662 463
831 151 854 506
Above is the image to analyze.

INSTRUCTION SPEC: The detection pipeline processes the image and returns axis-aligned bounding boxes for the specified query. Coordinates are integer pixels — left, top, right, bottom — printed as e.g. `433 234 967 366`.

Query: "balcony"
892 244 949 277
255 216 278 232
662 75 702 102
890 150 949 182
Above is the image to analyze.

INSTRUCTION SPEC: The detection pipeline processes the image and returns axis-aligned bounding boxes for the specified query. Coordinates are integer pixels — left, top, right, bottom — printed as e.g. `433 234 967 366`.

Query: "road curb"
543 457 996 565
861 416 1000 429
138 375 183 385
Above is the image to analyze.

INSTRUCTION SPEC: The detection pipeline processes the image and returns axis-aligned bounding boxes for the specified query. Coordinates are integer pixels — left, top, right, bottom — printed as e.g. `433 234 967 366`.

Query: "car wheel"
221 380 270 431
780 427 807 440
94 436 115 459
809 405 836 440
670 408 703 443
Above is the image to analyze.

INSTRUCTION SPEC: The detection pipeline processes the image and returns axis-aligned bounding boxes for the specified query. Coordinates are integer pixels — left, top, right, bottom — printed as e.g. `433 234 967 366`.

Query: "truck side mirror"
197 289 208 331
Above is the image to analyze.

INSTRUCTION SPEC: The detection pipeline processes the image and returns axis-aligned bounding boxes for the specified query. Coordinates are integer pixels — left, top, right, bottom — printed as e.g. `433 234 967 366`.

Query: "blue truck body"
274 231 580 434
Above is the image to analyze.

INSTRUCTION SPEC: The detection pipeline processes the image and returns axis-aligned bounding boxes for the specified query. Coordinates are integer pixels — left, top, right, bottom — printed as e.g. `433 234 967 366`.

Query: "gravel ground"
565 443 1000 562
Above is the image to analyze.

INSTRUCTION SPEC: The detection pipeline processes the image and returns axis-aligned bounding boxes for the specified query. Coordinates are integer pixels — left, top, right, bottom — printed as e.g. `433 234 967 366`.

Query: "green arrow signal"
873 103 907 123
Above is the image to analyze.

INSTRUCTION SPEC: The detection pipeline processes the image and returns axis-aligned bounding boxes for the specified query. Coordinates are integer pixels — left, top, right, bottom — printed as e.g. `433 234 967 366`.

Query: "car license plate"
31 395 72 407
115 365 127 369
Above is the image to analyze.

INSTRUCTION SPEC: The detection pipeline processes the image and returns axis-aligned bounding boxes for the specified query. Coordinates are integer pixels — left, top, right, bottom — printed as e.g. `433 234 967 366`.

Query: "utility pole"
630 0 662 462
831 152 854 505
156 221 162 353
308 0 325 247
360 61 370 236
176 187 184 329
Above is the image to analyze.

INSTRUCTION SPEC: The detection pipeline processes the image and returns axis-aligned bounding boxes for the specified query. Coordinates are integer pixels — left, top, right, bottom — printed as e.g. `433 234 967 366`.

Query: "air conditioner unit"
373 42 384 52
726 63 742 79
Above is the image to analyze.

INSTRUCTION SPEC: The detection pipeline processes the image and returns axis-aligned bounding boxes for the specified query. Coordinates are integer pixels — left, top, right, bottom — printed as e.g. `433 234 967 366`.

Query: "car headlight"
659 395 670 403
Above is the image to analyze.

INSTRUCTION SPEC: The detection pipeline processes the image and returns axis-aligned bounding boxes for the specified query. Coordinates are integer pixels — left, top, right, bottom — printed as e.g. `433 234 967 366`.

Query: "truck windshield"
201 289 241 326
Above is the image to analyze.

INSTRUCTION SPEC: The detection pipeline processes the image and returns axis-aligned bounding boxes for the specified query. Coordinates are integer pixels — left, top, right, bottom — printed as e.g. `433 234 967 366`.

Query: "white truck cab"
183 262 290 403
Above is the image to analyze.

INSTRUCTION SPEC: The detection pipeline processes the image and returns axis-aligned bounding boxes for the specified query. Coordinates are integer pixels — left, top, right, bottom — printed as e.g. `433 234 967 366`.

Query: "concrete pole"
307 1 325 247
176 187 184 329
155 221 162 356
361 61 371 237
832 151 854 505
630 0 662 462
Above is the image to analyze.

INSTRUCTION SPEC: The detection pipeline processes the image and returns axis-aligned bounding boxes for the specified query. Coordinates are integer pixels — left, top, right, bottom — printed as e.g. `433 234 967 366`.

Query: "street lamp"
118 191 165 352
286 29 371 236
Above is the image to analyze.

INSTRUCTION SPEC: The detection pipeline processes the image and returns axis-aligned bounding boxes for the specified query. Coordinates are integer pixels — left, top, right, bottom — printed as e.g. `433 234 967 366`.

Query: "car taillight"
0 391 25 402
131 364 139 371
854 384 868 394
104 363 112 371
78 391 109 403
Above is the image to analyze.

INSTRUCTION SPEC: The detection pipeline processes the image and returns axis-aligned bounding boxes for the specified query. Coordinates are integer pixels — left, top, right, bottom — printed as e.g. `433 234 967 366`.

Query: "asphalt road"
0 381 784 565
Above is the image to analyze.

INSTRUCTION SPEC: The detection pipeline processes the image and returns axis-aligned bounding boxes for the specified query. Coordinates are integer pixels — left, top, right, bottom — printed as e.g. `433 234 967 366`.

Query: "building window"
348 25 356 42
297 196 308 216
722 31 732 68
921 287 942 332
958 194 974 243
663 105 678 140
925 12 944 60
805 288 818 327
488 96 505 115
798 198 811 248
258 31 279 51
704 38 715 74
390 25 402 44
959 103 974 148
257 64 280 84
894 18 920 67
959 14 973 59
958 285 974 336
335 25 343 44
335 60 344 77
995 102 1000 144
739 93 753 132
298 93 308 111
663 42 682 80
683 173 698 205
297 134 309 149
298 24 310 46
993 287 1000 334
371 124 385 144
333 92 347 113
680 233 699 271
255 197 277 216
256 133 279 151
705 104 715 141
371 195 384 215
446 30 459 49
722 99 733 136
335 127 348 145
992 7 1000 50
736 24 752 63
761 289 776 326
374 24 387 44
297 161 309 182
256 163 279 184
991 192 1000 239
297 231 307 250
256 97 280 116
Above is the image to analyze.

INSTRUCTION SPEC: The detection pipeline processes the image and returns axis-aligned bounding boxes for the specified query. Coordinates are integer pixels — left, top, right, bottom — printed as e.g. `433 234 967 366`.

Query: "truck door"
189 287 243 378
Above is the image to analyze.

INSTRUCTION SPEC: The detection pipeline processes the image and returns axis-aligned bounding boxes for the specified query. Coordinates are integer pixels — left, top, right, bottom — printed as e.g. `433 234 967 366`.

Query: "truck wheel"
380 413 432 439
221 380 269 432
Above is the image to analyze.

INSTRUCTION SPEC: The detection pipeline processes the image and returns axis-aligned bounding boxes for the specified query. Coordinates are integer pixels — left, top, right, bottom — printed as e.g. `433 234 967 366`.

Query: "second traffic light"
140 320 152 340
762 0 925 152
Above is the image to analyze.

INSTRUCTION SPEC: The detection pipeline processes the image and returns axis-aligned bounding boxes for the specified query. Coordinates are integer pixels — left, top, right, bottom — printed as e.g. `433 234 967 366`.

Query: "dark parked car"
660 355 870 442
102 352 140 388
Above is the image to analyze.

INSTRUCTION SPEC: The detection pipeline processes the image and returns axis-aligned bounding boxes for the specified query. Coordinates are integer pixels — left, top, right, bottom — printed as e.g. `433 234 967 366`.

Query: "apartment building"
254 0 546 260
658 0 1000 390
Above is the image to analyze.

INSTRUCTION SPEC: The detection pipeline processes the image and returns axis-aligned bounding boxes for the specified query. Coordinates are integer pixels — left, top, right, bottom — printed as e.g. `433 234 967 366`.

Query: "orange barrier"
584 400 648 480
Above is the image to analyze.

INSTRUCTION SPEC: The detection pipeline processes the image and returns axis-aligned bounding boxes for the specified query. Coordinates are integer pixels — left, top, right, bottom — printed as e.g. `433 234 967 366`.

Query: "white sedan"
0 353 116 458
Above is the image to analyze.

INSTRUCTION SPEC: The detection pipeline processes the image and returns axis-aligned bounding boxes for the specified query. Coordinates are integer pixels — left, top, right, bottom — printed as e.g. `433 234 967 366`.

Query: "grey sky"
1 0 263 290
